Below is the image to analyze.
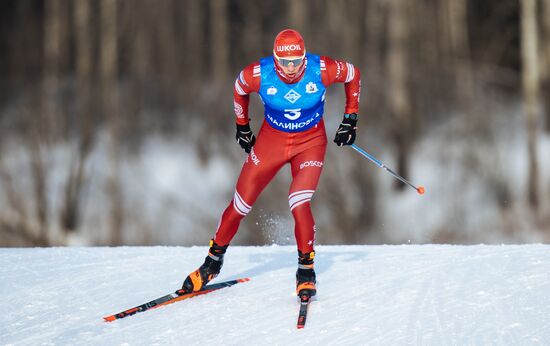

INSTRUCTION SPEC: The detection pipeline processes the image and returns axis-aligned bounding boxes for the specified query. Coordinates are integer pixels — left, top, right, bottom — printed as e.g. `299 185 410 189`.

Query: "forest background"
0 0 549 247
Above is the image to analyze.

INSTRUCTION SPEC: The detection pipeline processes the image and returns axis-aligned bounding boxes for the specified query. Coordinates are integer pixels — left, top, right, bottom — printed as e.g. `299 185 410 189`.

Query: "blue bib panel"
258 54 326 133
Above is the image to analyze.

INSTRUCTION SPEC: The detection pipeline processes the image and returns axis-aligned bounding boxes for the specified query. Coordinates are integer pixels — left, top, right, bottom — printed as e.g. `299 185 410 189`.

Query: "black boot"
182 239 228 292
296 250 316 297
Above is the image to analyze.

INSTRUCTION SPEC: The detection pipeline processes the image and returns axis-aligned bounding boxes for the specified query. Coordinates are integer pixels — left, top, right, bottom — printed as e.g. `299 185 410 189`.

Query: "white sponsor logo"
234 101 244 118
267 86 277 95
308 225 317 245
284 89 301 104
276 44 301 52
336 61 343 79
249 147 260 166
306 82 318 94
299 160 324 170
267 112 320 131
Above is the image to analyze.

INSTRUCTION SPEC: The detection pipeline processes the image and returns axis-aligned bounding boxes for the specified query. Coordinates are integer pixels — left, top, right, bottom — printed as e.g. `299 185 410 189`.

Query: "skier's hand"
333 113 358 146
236 123 256 154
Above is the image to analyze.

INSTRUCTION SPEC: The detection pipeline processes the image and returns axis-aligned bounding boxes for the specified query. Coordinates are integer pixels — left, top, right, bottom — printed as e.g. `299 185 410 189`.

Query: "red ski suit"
214 56 361 253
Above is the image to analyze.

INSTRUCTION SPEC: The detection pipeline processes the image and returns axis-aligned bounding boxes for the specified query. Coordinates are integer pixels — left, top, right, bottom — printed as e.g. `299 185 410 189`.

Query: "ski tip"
103 316 116 322
297 325 305 329
238 278 251 283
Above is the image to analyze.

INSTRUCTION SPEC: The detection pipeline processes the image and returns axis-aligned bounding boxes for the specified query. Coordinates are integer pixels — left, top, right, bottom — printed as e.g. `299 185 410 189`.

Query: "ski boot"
296 250 316 297
182 239 228 293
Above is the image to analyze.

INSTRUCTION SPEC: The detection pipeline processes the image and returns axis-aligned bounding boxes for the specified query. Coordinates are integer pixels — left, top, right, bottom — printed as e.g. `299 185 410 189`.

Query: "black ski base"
297 294 312 329
104 278 250 322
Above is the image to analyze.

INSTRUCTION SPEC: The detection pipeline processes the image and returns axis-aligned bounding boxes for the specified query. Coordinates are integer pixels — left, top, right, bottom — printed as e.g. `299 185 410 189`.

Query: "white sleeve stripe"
290 198 312 211
235 80 247 95
288 193 314 207
253 65 261 77
235 190 252 210
289 190 316 198
345 63 355 83
239 71 248 87
233 192 251 215
233 199 248 216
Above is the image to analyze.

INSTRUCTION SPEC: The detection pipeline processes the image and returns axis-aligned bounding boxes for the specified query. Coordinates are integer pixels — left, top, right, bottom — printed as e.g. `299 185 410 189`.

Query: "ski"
296 294 311 329
103 278 250 322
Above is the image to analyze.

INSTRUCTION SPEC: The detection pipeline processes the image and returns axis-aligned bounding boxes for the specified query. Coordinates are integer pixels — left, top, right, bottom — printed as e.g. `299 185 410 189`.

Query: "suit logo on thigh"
248 147 260 166
299 160 323 170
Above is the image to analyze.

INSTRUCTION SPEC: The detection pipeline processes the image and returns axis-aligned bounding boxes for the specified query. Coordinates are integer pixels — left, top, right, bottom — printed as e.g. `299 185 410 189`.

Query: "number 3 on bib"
284 109 302 120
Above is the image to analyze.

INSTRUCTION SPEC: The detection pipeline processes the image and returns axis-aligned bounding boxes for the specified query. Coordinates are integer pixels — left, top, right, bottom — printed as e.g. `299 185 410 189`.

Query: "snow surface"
1 245 549 345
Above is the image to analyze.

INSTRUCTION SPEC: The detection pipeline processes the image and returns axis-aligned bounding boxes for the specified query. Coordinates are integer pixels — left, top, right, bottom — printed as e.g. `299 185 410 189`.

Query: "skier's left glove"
333 113 358 146
236 123 256 154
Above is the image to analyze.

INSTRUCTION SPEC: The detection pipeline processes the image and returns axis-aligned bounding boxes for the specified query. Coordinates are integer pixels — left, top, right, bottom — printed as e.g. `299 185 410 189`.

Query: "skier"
182 29 361 297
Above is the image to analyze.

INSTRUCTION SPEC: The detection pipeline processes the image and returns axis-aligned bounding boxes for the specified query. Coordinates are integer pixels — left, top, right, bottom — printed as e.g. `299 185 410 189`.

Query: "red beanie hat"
273 29 305 58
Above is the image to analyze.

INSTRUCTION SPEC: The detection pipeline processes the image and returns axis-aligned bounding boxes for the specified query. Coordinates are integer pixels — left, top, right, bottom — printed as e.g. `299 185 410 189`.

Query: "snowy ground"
1 245 549 345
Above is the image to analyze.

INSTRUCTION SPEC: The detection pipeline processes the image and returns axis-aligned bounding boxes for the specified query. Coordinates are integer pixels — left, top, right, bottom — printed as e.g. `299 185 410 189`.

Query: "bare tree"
363 0 387 119
445 0 474 117
240 1 262 65
184 0 204 101
326 0 347 55
342 0 362 64
520 0 540 209
100 0 124 245
542 0 550 132
289 0 307 36
59 0 96 242
156 0 180 114
387 0 412 190
34 0 67 245
210 0 229 87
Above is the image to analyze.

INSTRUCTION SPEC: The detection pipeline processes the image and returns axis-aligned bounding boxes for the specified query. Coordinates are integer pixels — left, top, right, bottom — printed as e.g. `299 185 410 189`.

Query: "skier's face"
278 55 304 77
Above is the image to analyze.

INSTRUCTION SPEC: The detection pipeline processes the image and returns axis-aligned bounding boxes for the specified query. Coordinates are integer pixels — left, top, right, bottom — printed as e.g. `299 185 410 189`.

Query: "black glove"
333 113 358 146
235 123 256 154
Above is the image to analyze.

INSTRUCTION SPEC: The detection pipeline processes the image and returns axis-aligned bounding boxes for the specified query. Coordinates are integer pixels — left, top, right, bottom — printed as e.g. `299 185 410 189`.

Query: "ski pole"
350 144 425 195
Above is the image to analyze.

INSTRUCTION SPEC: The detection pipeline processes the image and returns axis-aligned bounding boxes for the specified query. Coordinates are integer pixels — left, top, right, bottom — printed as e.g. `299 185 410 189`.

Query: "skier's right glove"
333 113 358 146
235 123 256 154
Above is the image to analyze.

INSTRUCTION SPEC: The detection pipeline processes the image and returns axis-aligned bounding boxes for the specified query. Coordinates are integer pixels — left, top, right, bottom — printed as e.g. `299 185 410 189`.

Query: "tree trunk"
365 0 385 67
35 0 65 245
326 0 346 55
124 0 149 149
209 0 229 88
42 0 62 140
364 0 386 119
101 0 124 245
62 0 94 240
542 0 550 132
342 0 362 64
240 1 262 66
447 0 474 117
157 0 180 116
184 0 203 102
387 0 411 190
289 0 307 36
520 0 540 209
